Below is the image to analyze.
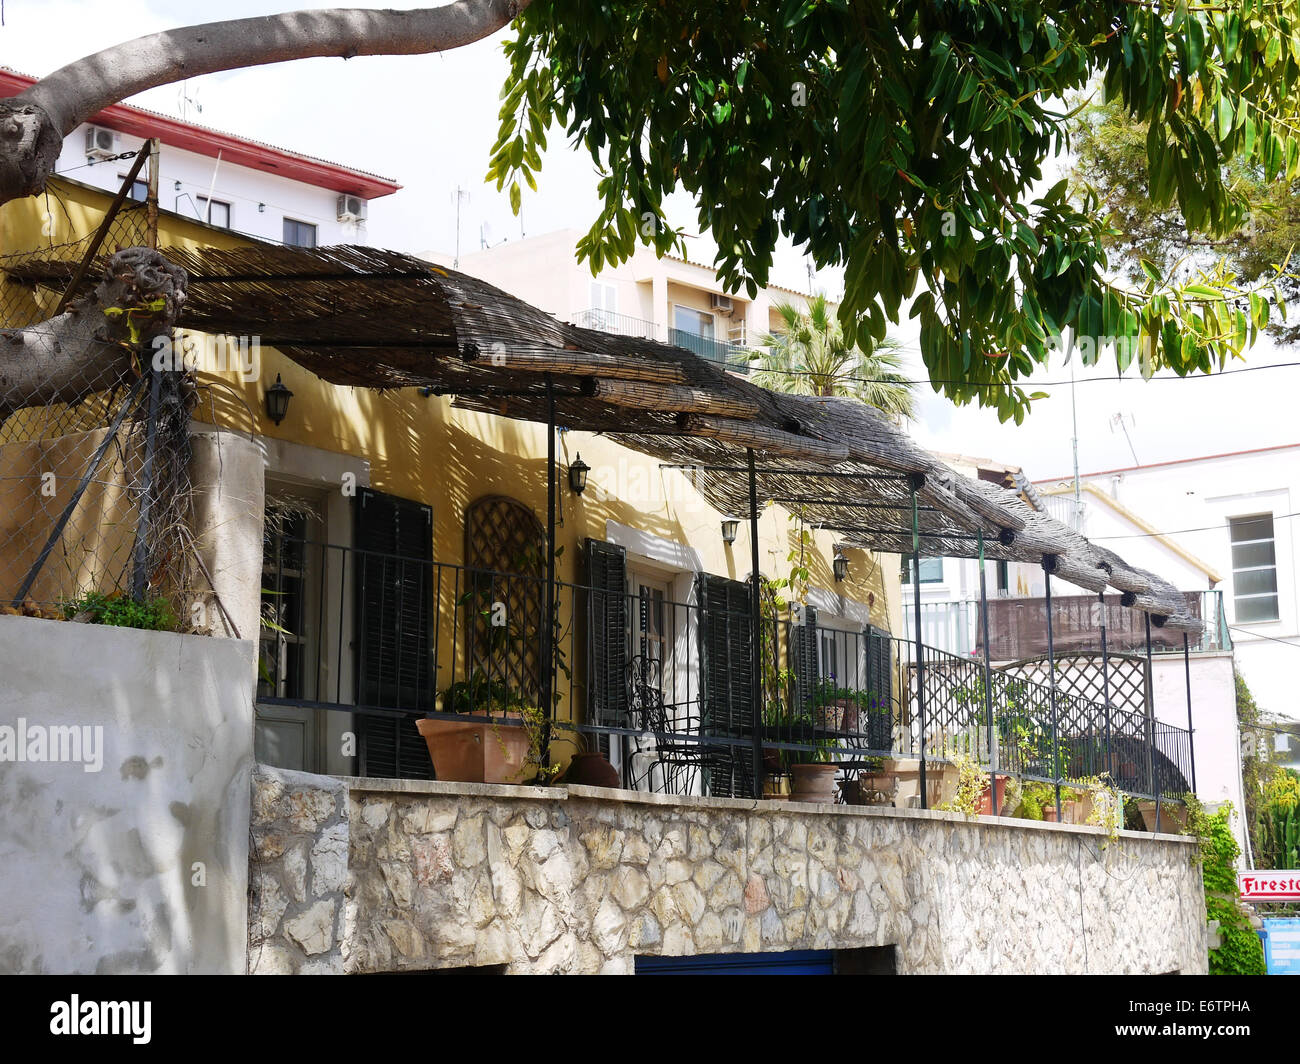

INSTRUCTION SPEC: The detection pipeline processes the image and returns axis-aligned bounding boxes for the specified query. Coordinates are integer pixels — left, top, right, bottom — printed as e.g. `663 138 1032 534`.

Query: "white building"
1035 444 1298 729
425 227 825 373
1 67 400 247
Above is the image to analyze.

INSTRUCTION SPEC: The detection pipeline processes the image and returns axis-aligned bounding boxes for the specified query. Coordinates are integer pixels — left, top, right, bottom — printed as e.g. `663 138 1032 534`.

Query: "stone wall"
249 766 1208 975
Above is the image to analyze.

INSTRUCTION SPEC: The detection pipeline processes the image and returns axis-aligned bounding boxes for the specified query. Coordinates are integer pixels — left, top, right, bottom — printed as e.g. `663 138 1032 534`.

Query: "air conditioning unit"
84 126 117 160
710 293 735 315
337 194 367 223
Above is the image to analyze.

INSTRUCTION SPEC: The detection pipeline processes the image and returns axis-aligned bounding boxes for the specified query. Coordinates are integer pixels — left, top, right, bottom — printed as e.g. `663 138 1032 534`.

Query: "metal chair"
625 654 727 795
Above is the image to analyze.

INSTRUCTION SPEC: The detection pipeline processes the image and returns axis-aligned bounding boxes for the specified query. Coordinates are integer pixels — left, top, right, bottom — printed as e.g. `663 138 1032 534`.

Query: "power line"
1229 625 1300 652
1091 511 1300 540
738 359 1300 391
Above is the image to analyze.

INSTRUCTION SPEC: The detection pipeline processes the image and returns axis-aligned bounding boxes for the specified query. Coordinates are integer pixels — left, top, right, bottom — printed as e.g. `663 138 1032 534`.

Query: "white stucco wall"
0 617 255 974
426 228 826 348
1151 651 1246 850
1040 447 1300 723
59 124 369 246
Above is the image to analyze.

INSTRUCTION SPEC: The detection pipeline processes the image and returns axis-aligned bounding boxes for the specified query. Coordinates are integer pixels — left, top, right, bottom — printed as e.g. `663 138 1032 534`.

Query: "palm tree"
740 295 917 422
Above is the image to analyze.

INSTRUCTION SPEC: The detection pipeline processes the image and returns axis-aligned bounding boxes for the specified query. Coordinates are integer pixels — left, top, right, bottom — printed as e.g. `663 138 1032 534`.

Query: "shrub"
62 591 176 632
1184 798 1266 976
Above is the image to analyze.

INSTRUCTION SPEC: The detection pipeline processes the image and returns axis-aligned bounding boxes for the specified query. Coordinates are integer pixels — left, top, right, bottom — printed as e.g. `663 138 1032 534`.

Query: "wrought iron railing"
254 536 1194 808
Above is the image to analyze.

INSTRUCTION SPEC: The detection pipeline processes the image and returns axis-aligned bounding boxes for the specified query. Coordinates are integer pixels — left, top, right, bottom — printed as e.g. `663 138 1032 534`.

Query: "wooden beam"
459 344 687 384
591 379 759 419
681 415 850 461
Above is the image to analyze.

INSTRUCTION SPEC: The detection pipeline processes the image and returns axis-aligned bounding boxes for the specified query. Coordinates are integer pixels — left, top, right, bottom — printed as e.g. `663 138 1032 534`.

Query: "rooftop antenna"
452 186 469 267
1069 352 1083 530
177 81 202 121
1110 412 1140 467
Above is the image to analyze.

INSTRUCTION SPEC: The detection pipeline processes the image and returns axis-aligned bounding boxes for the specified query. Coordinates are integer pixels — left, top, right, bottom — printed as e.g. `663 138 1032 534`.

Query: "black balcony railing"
255 537 1194 808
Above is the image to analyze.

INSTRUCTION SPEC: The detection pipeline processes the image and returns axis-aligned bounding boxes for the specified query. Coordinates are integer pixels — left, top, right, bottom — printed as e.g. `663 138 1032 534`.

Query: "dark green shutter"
585 539 628 757
863 624 893 752
696 573 755 798
354 488 434 780
793 606 819 714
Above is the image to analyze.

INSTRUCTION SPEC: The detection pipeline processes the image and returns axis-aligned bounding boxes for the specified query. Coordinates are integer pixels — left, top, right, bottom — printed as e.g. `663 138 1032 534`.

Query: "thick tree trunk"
0 1 529 206
0 248 187 419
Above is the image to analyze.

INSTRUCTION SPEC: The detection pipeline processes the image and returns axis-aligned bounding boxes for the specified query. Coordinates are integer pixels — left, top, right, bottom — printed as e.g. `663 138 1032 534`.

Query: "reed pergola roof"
8 242 1202 634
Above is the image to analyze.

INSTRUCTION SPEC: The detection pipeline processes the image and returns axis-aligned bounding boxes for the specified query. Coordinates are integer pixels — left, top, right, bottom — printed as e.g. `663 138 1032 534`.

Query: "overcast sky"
5 0 1298 484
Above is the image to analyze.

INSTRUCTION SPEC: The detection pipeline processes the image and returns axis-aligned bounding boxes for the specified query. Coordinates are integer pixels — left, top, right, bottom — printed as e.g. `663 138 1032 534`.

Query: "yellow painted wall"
2 178 899 692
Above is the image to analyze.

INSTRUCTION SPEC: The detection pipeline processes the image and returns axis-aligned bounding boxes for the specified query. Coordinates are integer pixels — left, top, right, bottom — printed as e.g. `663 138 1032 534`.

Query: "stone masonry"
248 765 1208 974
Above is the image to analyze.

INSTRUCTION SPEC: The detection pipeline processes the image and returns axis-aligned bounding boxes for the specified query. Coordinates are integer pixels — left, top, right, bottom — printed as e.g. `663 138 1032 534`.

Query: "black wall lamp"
833 548 849 583
721 518 739 545
265 374 294 426
568 453 590 496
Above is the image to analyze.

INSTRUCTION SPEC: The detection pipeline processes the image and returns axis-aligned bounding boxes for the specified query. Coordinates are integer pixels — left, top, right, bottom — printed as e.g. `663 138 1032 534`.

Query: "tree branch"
0 247 186 418
1 1 531 204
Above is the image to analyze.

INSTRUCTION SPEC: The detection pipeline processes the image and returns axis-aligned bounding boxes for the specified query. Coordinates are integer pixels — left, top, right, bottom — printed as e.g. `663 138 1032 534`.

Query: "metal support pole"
540 374 556 771
146 137 160 250
1145 612 1160 832
1184 632 1197 795
1043 556 1062 821
910 475 928 809
978 531 997 814
55 148 152 315
130 369 163 601
12 375 149 606
1099 592 1113 781
747 448 765 799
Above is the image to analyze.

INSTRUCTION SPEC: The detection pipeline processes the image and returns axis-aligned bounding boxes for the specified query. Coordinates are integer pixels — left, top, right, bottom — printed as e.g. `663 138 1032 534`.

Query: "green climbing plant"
1183 796 1266 976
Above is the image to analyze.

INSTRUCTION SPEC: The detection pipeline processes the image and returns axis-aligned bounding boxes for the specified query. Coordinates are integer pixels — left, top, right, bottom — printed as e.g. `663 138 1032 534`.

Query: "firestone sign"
1238 871 1300 902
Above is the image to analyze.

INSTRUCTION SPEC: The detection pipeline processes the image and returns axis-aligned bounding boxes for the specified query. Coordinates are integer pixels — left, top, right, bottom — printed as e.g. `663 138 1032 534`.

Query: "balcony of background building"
571 309 751 374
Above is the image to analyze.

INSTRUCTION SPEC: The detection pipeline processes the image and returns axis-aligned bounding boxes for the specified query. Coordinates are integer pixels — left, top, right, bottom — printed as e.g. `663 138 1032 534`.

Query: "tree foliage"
1184 797 1267 976
1257 770 1300 870
740 295 917 420
1072 98 1300 343
490 0 1300 421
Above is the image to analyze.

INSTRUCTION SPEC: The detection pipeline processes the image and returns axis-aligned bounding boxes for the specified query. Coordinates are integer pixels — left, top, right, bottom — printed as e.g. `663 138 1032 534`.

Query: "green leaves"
487 0 1300 423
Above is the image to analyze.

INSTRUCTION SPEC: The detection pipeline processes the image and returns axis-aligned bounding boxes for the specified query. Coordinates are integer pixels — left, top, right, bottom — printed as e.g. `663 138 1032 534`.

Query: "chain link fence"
0 169 198 624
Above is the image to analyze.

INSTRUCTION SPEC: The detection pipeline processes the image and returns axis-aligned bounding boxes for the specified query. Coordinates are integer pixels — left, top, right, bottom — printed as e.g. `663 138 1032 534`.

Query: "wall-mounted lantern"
568 453 590 496
721 518 739 545
833 548 849 583
265 374 294 426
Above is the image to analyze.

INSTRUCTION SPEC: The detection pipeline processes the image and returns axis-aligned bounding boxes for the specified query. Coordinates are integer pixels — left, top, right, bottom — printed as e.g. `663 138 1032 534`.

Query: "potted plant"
978 773 1012 816
788 720 839 803
1012 781 1057 822
810 680 893 751
416 670 534 784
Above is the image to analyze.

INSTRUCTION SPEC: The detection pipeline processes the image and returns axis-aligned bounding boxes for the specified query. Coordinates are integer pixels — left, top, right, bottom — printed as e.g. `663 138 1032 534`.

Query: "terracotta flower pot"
790 763 838 803
415 715 530 784
978 774 1011 816
564 752 620 789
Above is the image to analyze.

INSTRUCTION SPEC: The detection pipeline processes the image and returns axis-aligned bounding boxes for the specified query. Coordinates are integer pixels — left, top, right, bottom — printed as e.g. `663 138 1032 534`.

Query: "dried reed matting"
6 242 1201 634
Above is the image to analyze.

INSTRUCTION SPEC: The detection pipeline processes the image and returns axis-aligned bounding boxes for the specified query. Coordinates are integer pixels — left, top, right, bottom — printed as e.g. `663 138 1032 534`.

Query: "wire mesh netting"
0 184 197 622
